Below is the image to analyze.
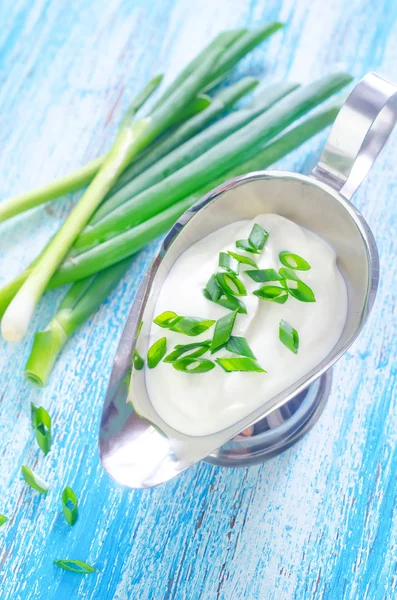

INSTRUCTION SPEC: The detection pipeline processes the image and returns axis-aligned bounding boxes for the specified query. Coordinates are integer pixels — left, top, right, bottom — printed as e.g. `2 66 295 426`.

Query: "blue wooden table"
1 0 397 598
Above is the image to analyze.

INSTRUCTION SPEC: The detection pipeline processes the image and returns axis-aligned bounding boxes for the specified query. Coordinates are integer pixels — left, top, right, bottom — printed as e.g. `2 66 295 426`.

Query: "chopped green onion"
0 515 8 526
235 239 261 254
216 357 266 372
133 350 144 370
236 224 268 254
203 287 247 314
279 319 299 354
34 406 52 455
285 281 316 303
164 340 211 362
62 486 79 526
153 311 179 328
249 223 269 251
245 268 282 282
211 309 238 353
205 275 223 302
279 251 311 270
226 336 256 358
172 357 215 373
21 466 49 495
30 402 38 428
215 272 247 296
219 252 240 275
278 267 302 282
154 312 215 336
253 285 288 303
54 559 97 574
147 337 167 368
227 251 258 269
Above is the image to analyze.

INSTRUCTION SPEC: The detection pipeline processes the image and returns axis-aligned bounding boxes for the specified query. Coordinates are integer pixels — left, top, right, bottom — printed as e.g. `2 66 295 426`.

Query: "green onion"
153 311 179 328
215 272 247 296
147 337 167 368
91 77 261 224
285 280 316 303
34 406 52 455
236 223 268 254
203 287 247 314
0 75 164 224
164 340 211 362
54 559 97 574
133 350 145 370
210 309 238 353
25 258 131 386
279 319 299 354
215 357 266 372
279 267 303 282
227 251 258 269
253 285 289 303
172 357 215 373
0 515 7 526
219 252 240 275
245 268 282 282
21 466 49 495
0 95 346 315
1 44 226 343
279 251 311 270
249 223 269 251
154 311 215 336
151 30 246 109
226 336 256 358
65 73 351 254
75 81 298 251
62 486 79 526
30 402 38 427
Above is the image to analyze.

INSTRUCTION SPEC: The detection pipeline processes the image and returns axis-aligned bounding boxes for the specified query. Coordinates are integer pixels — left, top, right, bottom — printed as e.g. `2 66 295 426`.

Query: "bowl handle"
312 72 397 200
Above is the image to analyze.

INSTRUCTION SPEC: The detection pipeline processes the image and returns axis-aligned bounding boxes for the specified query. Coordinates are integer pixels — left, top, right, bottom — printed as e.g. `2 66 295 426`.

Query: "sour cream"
145 214 347 436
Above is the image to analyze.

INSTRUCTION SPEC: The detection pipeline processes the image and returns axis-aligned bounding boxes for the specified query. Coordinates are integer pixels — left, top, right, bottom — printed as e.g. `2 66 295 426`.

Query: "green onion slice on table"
172 357 215 373
279 251 311 270
147 337 167 368
21 466 49 495
279 319 299 354
54 559 97 574
34 406 52 455
164 340 211 363
62 486 79 526
216 357 266 372
226 335 256 358
0 515 8 526
211 309 238 353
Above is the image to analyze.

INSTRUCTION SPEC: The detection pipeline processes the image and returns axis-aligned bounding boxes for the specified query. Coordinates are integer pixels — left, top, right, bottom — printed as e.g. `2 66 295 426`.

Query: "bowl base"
205 370 332 468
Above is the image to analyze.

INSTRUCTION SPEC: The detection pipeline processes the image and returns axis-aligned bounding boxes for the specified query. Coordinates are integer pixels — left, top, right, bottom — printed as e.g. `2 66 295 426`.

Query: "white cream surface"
145 214 348 436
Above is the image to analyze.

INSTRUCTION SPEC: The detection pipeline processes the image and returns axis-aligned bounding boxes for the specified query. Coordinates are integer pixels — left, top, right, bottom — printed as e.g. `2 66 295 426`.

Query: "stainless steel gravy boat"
99 72 397 489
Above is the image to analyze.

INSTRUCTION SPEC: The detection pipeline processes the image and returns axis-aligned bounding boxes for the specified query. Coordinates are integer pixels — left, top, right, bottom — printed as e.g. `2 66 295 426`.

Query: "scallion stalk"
0 97 344 316
68 73 351 253
0 75 164 224
25 258 131 385
80 80 296 235
2 45 226 343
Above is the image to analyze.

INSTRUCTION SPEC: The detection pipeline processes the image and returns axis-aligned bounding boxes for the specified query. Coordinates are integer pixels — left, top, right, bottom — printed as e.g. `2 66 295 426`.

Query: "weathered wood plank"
0 0 396 598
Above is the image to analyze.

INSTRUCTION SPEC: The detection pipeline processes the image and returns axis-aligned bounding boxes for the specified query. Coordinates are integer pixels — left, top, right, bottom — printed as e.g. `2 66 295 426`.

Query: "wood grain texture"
0 0 396 598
